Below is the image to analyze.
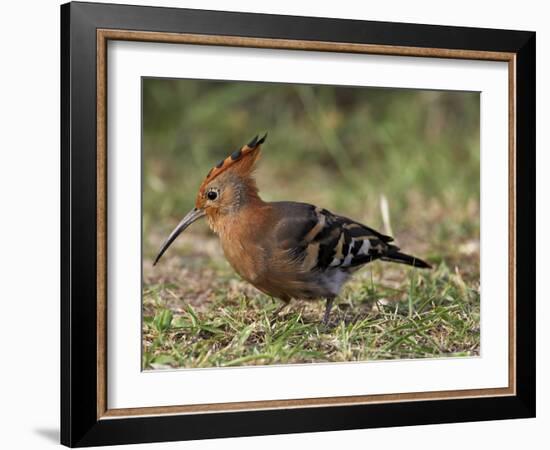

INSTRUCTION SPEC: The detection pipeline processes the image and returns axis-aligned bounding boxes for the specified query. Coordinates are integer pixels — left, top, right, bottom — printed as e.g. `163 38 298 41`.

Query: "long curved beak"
153 207 205 266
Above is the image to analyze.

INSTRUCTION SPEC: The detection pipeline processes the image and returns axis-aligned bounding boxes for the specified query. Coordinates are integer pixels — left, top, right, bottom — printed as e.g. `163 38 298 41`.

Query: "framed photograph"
61 1 535 447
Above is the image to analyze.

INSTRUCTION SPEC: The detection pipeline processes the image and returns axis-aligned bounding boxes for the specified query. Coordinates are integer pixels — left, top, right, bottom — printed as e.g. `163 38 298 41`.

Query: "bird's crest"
198 133 267 194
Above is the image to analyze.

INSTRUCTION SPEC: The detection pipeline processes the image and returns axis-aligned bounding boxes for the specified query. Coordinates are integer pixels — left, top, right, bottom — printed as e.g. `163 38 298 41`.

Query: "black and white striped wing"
272 202 397 272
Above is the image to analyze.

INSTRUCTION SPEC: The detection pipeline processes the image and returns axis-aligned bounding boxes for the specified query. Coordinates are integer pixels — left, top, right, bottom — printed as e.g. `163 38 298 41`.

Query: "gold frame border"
96 29 517 420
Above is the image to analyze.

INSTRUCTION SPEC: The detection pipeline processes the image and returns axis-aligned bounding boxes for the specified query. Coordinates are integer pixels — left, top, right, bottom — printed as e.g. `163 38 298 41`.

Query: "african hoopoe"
154 134 431 324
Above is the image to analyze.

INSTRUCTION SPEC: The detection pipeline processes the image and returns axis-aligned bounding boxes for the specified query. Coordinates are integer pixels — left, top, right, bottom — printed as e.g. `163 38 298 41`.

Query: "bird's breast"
214 209 271 285
220 235 265 284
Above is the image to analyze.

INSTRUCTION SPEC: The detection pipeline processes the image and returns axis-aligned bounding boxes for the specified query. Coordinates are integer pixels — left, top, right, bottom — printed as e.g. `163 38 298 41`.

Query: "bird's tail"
382 251 432 269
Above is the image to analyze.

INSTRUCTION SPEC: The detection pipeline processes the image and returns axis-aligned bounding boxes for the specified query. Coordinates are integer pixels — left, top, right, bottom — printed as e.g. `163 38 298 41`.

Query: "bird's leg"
322 298 335 325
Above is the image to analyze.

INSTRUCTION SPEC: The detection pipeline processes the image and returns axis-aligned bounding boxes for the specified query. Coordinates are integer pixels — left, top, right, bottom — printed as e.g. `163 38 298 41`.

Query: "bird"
153 133 431 324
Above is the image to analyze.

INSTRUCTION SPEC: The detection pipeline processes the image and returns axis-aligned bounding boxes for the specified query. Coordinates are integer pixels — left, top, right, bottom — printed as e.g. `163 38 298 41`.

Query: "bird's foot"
322 298 335 326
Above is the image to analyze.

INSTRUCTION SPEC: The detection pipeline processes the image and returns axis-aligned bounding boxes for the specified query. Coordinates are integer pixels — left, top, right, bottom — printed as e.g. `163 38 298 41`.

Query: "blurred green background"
143 78 479 269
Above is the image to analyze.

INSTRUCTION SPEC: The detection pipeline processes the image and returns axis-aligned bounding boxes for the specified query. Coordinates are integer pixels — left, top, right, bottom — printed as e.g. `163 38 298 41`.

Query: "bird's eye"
207 190 218 201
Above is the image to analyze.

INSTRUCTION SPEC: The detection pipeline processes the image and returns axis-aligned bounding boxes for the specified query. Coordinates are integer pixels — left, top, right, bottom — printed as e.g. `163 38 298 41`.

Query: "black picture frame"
61 1 535 447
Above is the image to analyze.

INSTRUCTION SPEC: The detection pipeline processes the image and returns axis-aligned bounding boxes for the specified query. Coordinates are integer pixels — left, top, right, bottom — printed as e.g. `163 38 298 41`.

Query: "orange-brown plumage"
196 135 263 207
154 134 431 324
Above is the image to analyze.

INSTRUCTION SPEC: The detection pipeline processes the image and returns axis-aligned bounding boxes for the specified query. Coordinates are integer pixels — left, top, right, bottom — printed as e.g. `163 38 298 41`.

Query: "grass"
143 260 479 369
141 79 480 369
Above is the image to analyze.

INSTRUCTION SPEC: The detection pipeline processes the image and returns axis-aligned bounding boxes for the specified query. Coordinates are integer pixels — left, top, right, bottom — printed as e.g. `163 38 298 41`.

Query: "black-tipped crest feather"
247 135 259 148
247 132 267 148
257 132 268 146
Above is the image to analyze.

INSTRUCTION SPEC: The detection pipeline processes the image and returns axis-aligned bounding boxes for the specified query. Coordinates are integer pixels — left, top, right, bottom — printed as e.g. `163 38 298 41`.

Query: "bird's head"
153 133 267 265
